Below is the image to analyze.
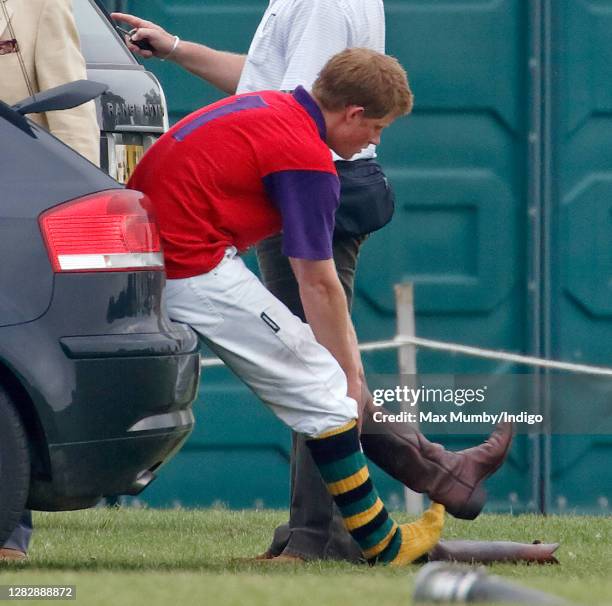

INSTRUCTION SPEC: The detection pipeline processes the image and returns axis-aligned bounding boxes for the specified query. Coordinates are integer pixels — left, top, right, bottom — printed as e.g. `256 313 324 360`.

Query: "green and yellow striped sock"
306 420 445 565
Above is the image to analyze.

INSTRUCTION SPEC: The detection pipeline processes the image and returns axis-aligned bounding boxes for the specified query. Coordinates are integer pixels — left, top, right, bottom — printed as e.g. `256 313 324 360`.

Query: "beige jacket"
0 0 100 165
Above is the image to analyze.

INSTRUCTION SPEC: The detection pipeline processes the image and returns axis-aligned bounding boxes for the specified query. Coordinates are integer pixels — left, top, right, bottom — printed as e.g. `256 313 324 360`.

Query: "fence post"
394 283 424 514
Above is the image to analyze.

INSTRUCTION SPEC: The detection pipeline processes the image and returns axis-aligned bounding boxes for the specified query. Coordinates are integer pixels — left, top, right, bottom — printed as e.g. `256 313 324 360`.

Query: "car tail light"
39 189 164 272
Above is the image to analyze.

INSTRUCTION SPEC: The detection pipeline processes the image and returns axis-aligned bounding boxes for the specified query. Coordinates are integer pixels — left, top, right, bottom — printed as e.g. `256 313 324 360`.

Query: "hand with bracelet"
112 13 180 61
111 12 245 95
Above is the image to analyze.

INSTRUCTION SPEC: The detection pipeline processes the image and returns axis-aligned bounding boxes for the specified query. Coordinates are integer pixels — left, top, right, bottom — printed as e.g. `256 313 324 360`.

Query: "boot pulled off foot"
361 410 513 520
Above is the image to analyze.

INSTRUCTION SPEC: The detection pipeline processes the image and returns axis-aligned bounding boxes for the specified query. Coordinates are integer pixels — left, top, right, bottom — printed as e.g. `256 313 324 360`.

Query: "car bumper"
28 418 194 511
25 344 200 510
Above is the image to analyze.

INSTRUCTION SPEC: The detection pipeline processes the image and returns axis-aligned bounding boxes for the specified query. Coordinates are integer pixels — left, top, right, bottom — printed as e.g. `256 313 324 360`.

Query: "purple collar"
292 86 327 141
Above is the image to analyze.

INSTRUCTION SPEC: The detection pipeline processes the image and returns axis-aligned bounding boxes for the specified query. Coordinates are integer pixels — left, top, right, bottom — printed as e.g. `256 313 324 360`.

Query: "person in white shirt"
111 0 512 564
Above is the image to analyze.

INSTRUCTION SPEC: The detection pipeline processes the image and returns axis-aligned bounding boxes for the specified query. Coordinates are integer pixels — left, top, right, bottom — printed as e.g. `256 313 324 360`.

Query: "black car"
0 82 200 545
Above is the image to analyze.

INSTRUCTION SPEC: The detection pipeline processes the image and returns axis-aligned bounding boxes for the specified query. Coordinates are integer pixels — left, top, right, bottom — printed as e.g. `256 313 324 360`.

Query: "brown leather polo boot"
360 405 513 520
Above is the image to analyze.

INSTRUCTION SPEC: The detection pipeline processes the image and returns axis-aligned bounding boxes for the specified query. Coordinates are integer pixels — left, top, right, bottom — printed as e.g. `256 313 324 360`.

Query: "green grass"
0 509 610 605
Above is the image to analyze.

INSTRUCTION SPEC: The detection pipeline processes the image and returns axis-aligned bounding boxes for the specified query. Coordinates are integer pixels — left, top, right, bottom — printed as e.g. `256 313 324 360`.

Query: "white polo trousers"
164 248 358 437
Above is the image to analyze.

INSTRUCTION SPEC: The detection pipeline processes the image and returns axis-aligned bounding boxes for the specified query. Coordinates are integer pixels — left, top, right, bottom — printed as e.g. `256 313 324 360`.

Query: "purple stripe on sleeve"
173 95 269 141
263 170 340 260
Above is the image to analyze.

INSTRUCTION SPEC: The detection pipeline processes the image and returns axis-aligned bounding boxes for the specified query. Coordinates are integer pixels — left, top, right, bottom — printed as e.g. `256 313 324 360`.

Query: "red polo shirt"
128 87 340 278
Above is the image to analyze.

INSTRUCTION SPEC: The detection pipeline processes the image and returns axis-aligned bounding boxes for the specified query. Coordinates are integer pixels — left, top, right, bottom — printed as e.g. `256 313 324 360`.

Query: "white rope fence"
360 335 612 377
201 334 612 377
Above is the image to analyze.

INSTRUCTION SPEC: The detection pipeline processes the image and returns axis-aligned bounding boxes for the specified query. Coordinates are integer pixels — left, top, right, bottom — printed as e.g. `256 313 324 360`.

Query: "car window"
73 0 136 65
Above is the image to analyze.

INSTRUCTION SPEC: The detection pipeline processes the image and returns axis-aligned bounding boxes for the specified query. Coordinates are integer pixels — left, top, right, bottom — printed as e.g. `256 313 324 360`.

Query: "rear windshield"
73 0 136 65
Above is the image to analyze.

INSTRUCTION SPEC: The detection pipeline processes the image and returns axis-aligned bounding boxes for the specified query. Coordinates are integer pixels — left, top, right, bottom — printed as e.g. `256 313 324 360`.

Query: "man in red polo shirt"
133 86 340 282
129 48 444 565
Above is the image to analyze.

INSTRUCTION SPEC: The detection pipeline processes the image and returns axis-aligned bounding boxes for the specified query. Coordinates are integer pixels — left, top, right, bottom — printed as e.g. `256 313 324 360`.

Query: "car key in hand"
115 26 155 52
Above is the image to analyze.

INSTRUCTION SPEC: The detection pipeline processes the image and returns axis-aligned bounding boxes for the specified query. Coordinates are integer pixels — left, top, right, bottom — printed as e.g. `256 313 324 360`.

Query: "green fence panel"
545 1 612 514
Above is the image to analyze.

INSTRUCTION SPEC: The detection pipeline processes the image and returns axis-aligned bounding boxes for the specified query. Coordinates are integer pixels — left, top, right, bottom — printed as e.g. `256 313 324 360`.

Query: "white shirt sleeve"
277 0 352 92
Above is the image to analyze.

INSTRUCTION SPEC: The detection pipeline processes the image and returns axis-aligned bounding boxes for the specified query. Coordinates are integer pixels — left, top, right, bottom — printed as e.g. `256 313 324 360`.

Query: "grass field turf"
0 508 610 605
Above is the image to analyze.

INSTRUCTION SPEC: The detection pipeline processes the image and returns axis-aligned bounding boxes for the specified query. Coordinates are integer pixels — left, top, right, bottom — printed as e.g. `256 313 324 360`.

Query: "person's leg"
255 234 364 561
164 252 444 565
293 433 364 562
0 510 32 560
305 420 444 565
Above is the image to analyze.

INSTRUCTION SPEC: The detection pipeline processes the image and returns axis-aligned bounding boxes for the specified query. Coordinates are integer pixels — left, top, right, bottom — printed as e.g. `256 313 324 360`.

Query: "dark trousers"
256 234 364 562
255 158 392 562
3 510 32 553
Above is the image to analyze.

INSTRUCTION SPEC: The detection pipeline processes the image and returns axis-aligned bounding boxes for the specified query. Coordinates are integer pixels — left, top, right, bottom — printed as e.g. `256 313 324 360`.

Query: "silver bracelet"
160 35 180 61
